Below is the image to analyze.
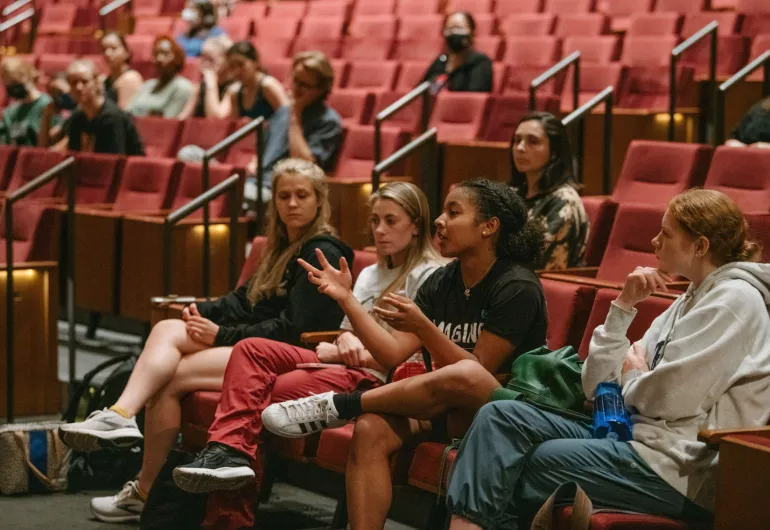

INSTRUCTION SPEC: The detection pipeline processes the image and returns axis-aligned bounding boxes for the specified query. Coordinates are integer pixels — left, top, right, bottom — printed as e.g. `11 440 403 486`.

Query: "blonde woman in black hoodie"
59 158 353 524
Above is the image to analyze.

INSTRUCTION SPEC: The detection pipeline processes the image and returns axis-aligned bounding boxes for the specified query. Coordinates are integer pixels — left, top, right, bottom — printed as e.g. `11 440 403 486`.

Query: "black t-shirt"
414 259 547 374
730 102 770 145
67 98 145 156
422 50 494 93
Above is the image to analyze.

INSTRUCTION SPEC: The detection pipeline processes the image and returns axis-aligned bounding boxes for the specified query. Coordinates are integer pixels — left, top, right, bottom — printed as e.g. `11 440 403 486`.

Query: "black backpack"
62 353 145 491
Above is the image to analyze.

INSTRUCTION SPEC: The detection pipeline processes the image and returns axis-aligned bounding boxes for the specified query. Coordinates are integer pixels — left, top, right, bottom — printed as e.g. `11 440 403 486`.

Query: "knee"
349 414 399 462
427 359 489 396
231 338 279 369
151 318 186 338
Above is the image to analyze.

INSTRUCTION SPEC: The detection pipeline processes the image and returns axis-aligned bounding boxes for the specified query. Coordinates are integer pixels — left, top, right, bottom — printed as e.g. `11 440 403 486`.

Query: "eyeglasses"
292 77 321 91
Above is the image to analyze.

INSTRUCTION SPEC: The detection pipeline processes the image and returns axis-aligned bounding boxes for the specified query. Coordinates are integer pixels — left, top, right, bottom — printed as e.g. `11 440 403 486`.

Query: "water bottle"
592 382 633 441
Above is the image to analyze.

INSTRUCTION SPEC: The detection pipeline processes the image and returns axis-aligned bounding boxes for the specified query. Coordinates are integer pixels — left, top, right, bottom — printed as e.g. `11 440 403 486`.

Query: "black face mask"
5 82 28 100
445 33 471 53
53 93 77 111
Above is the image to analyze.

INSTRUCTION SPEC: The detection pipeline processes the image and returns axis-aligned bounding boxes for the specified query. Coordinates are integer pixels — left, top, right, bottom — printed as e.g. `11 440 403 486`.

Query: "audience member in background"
0 57 52 146
511 111 589 270
244 51 342 208
58 159 353 524
179 34 235 119
176 0 226 58
171 183 445 529
65 59 145 155
128 35 194 119
101 31 144 109
263 179 547 530
226 40 289 120
423 11 493 93
445 189 770 530
38 73 75 150
726 96 770 149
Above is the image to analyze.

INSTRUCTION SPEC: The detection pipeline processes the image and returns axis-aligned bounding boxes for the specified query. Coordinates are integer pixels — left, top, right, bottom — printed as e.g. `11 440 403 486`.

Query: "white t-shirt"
340 257 442 381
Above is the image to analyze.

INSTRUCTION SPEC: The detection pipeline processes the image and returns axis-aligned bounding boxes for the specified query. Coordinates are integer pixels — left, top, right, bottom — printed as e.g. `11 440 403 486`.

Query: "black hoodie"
195 234 354 347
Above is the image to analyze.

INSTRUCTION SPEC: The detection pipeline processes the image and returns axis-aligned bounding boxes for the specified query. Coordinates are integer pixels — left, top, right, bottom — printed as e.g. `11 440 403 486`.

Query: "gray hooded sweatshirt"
583 262 770 511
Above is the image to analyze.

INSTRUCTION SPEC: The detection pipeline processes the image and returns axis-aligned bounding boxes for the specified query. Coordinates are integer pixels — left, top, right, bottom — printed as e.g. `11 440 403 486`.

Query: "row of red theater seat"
0 147 240 264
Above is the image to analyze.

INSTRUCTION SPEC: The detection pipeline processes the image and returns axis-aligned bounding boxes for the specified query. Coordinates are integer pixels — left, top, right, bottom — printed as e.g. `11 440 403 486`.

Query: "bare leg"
137 346 232 494
449 516 483 530
359 360 501 419
346 413 427 530
114 319 208 417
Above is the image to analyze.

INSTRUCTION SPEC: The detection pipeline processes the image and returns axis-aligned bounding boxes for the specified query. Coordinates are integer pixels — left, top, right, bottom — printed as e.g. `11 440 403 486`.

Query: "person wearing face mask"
176 0 227 58
128 35 195 119
179 35 237 119
38 73 77 150
423 11 493 93
0 57 53 146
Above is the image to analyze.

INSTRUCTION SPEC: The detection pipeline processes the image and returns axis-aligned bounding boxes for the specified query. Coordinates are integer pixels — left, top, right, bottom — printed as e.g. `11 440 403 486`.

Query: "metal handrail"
162 174 241 300
669 21 719 143
530 51 580 112
0 7 34 34
5 156 76 424
373 81 432 170
561 86 614 194
2 0 32 17
99 0 130 16
714 50 770 145
372 128 440 217
199 117 264 298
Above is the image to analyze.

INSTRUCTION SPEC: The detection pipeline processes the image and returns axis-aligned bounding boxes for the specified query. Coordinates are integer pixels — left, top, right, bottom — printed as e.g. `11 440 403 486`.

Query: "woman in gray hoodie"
445 188 770 530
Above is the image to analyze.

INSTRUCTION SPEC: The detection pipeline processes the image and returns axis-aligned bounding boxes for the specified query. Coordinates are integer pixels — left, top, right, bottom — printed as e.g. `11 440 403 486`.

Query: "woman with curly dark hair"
511 111 589 270
262 178 549 530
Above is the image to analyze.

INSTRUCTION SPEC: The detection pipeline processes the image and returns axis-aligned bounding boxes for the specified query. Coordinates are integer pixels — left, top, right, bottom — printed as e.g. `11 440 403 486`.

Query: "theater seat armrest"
150 298 207 309
666 281 690 291
538 272 617 288
301 331 343 344
698 426 770 448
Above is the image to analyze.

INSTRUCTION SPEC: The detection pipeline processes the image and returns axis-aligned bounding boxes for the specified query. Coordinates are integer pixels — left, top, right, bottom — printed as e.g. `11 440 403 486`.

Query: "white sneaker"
59 408 143 452
261 391 347 438
90 480 145 523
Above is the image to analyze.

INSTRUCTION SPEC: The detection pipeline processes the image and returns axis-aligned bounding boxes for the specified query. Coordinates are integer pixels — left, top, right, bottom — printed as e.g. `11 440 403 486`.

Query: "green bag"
490 345 591 422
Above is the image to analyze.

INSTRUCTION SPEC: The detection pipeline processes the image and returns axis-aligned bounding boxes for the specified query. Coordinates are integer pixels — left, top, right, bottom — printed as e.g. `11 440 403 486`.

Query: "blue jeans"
446 400 712 530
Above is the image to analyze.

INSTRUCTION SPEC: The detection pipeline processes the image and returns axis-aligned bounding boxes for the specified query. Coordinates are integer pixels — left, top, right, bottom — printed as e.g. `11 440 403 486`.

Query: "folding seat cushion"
333 125 405 180
111 157 180 212
594 203 666 283
170 162 236 218
541 279 596 350
626 13 681 36
580 196 618 267
345 61 399 91
0 146 18 191
4 148 68 199
326 90 373 126
177 118 235 159
554 13 607 36
562 36 620 64
134 117 183 158
428 93 491 143
618 65 696 110
620 35 678 67
560 63 624 111
267 1 307 18
703 147 770 213
67 153 125 204
355 0 396 16
500 13 556 36
0 201 59 264
611 140 713 205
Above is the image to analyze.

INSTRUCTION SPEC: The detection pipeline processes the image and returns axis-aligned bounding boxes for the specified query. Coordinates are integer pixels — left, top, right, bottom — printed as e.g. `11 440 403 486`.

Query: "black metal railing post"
529 51 581 112
161 174 241 300
4 156 76 423
714 50 770 145
669 21 719 143
1 0 32 17
198 117 264 297
98 0 130 32
374 81 432 184
371 128 439 218
562 87 614 194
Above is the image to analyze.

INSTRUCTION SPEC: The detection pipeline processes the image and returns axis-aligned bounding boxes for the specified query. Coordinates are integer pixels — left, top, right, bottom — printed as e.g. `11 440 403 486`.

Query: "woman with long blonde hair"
58 158 353 524
168 182 445 529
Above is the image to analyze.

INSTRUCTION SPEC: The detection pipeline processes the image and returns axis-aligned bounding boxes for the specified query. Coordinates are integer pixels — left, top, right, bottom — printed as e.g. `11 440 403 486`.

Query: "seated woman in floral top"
510 111 589 270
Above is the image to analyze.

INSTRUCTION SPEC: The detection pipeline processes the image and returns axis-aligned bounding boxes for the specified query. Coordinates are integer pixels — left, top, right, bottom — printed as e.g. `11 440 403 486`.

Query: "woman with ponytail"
445 189 770 530
58 159 353 524
262 178 549 530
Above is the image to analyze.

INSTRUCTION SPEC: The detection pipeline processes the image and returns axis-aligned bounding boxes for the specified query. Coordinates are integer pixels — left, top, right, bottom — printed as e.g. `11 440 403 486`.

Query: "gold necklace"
462 259 497 299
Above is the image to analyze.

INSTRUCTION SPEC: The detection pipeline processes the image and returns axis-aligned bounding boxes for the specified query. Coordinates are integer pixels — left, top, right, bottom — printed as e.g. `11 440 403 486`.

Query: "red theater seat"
341 37 394 60
681 12 740 37
736 0 770 12
334 125 405 180
344 61 399 91
169 162 236 218
230 2 266 19
67 153 125 204
619 66 696 110
482 93 559 142
4 148 68 200
37 5 78 34
541 279 597 350
132 0 164 17
560 63 625 111
307 0 350 18
327 90 373 126
395 0 439 15
656 0 706 11
562 36 620 63
293 17 345 57
0 146 18 191
470 13 497 36
397 15 443 40
392 39 444 61
428 93 491 143
178 118 235 158
554 13 607 36
38 55 77 81
370 91 424 134
254 17 299 39
626 12 681 37
0 201 59 264
446 0 494 13
134 117 183 158
238 236 268 286
502 36 560 65
621 35 678 67
474 36 503 61
355 0 396 16
219 17 252 40
681 35 749 77
500 13 556 36
124 35 155 63
347 15 397 40
581 196 618 267
267 1 307 18
544 0 595 12
111 157 180 212
741 15 770 38
394 61 428 92
600 0 655 33
133 16 174 35
703 147 770 213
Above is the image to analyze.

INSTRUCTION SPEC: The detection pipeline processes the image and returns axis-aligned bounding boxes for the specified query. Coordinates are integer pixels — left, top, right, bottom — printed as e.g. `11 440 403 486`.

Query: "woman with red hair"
128 35 194 118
